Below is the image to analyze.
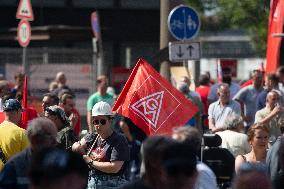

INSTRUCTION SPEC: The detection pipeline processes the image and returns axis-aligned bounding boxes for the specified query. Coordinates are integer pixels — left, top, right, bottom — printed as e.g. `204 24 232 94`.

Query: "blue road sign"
168 5 200 41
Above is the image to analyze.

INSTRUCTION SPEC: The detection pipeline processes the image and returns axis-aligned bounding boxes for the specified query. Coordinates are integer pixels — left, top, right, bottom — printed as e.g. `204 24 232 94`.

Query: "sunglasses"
93 119 107 125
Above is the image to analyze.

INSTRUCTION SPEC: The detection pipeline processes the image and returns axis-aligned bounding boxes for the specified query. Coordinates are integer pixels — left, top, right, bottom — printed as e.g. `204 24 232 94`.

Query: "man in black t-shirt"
72 101 130 189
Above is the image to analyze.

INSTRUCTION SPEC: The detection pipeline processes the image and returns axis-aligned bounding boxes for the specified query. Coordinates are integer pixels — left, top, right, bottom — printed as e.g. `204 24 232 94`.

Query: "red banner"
112 59 198 136
266 0 284 73
220 59 237 77
21 75 28 127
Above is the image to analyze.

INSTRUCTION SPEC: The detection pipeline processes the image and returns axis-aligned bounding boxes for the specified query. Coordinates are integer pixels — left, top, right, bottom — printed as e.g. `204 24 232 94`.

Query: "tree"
217 0 269 56
186 0 270 56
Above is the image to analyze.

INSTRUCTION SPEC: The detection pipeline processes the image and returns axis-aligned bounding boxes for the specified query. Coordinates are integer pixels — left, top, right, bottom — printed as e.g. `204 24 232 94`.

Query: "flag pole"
22 75 28 127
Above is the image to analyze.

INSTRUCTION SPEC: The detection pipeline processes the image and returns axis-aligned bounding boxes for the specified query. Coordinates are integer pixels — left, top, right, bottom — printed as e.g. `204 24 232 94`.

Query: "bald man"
53 72 74 97
255 90 284 144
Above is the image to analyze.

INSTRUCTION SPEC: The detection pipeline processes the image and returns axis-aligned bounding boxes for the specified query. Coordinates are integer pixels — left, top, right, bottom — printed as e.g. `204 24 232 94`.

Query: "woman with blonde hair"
235 123 269 174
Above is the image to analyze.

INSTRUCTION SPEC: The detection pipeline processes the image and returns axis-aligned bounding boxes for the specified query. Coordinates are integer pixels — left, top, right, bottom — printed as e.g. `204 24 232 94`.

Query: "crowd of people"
0 66 284 189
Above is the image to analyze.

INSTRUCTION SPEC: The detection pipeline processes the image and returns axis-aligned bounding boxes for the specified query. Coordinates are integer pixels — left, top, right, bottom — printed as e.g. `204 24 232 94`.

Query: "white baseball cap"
91 101 113 117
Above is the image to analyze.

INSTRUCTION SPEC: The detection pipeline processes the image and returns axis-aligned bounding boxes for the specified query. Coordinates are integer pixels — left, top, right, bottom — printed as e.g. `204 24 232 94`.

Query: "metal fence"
0 48 93 64
0 48 95 118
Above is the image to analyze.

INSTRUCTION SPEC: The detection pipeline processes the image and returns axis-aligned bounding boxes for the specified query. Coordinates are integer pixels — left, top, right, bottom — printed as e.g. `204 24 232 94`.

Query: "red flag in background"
20 75 38 129
21 75 28 127
266 0 284 73
112 59 198 136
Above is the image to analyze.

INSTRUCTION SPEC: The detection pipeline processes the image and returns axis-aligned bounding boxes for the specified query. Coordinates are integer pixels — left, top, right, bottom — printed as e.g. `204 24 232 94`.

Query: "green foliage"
217 0 269 56
185 0 270 57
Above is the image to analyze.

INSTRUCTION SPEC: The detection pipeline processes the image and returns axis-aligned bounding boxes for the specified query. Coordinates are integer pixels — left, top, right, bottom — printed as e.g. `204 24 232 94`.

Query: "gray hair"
217 83 230 92
26 117 57 142
55 72 65 81
172 127 201 154
224 114 243 130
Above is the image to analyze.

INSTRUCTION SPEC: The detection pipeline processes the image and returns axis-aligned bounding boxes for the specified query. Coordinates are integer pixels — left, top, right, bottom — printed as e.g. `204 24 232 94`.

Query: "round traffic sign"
168 5 200 41
17 19 31 47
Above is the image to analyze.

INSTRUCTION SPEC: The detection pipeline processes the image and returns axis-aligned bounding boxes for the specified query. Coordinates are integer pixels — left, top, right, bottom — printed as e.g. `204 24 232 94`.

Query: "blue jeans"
87 173 128 189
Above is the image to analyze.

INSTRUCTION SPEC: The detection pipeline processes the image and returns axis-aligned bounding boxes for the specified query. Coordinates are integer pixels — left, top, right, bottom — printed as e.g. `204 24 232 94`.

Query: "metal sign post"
16 0 34 76
22 47 27 75
91 12 104 77
168 5 201 86
92 38 98 93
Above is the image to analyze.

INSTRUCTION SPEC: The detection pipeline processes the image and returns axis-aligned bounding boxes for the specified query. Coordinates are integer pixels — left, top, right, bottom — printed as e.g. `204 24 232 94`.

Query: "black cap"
45 105 70 126
3 99 22 112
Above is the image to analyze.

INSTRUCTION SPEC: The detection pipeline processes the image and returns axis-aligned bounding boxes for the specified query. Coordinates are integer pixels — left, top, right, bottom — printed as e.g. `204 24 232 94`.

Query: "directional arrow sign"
177 46 184 57
169 41 200 62
16 0 34 21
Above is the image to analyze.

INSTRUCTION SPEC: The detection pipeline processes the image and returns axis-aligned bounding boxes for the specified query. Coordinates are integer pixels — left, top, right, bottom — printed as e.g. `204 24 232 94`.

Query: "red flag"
266 0 284 73
112 59 198 136
21 75 28 127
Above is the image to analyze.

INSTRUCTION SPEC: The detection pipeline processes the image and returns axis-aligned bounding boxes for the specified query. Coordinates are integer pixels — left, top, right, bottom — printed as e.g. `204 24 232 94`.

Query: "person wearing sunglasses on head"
45 105 77 150
72 101 130 189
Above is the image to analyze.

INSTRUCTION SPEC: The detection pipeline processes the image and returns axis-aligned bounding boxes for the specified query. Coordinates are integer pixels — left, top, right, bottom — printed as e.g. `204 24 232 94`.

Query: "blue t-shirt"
256 89 268 111
233 85 263 126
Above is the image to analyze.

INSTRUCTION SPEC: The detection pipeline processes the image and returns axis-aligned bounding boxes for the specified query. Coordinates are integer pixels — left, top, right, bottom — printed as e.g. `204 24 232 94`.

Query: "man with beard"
59 93 81 137
208 67 240 104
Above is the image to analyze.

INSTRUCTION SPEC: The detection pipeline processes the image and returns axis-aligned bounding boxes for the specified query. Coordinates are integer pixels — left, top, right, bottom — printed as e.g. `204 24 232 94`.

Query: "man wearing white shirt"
208 84 241 133
216 114 251 157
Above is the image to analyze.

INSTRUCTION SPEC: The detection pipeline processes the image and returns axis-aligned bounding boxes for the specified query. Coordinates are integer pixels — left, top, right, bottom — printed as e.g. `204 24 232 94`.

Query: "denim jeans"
87 173 128 189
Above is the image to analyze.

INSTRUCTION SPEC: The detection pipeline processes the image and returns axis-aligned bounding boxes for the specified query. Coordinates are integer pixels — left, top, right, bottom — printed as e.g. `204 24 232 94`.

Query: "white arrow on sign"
16 0 34 21
169 41 200 62
17 20 31 47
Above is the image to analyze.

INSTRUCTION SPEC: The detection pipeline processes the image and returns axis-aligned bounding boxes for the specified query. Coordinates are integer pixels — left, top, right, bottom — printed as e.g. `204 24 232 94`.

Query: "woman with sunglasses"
72 101 130 189
235 123 269 174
